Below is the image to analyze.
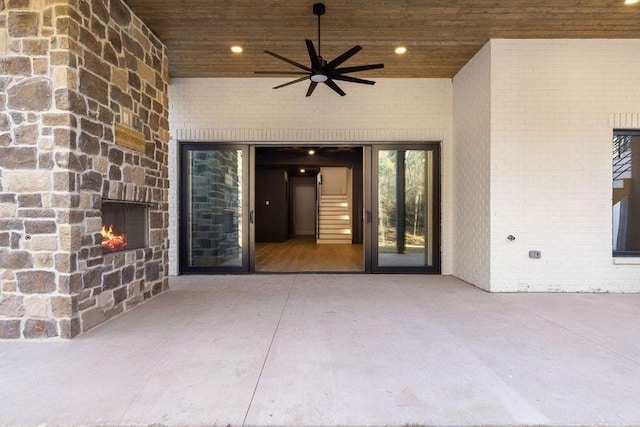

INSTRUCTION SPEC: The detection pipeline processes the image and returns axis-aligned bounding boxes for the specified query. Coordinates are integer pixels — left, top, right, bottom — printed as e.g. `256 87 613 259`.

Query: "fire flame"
101 224 127 252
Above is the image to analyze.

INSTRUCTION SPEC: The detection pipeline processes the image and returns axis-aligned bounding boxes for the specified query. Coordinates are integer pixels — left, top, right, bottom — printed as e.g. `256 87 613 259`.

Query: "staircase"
317 194 352 244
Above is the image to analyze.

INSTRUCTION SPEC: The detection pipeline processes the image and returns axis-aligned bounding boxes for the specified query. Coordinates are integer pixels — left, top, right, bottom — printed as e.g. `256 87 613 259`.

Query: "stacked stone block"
0 0 169 339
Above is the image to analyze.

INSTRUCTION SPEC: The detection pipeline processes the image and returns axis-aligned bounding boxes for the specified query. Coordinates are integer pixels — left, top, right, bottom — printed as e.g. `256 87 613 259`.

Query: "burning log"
101 224 127 252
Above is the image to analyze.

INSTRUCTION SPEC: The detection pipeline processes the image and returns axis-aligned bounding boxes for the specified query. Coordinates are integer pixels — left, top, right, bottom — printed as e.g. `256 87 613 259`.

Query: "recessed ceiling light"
231 46 243 53
395 46 407 55
308 149 315 155
625 0 639 4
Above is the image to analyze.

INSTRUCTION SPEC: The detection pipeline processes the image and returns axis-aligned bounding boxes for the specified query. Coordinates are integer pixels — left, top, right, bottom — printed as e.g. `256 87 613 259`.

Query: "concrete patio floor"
0 274 639 426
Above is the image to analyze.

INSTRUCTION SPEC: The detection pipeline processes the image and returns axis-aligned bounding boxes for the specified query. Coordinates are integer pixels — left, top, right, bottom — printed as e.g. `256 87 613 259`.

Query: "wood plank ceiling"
123 0 640 79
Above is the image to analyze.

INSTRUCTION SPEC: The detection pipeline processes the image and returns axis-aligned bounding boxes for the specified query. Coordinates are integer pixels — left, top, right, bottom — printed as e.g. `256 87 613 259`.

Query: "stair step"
320 201 348 205
319 229 352 235
317 239 352 245
319 220 350 225
319 221 350 226
319 211 349 215
320 200 348 205
320 206 348 209
320 225 351 232
320 210 349 216
320 205 349 210
320 212 349 217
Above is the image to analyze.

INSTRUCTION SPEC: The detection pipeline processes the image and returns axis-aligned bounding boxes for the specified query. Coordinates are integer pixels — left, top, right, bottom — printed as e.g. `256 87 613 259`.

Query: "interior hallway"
1 275 639 426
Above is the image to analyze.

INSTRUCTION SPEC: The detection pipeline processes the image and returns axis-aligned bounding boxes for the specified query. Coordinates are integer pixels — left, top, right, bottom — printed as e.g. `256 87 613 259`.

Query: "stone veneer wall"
0 0 169 339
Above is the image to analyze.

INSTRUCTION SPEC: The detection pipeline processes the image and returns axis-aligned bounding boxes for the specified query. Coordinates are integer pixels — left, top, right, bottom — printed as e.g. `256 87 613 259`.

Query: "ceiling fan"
255 2 384 97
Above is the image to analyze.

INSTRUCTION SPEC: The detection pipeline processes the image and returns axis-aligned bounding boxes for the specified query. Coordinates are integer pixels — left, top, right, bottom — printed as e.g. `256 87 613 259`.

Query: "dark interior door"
255 168 289 242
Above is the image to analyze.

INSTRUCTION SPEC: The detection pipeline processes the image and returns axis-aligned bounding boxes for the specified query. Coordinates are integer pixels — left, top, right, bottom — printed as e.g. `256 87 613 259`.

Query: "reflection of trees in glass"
405 150 425 246
378 150 397 250
378 150 425 251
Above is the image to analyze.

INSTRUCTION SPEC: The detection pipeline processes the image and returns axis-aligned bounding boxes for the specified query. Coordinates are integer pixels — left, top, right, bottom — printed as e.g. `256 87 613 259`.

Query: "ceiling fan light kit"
255 2 384 97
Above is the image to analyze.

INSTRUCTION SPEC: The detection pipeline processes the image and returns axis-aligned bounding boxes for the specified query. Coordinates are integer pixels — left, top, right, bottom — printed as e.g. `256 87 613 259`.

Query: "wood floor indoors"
255 235 363 272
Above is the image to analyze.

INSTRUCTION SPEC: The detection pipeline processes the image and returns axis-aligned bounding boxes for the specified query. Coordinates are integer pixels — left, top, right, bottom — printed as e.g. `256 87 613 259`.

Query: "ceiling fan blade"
306 82 318 97
255 71 310 75
264 50 312 72
305 40 321 69
332 75 376 85
324 79 346 96
273 76 309 89
326 45 363 70
333 63 385 74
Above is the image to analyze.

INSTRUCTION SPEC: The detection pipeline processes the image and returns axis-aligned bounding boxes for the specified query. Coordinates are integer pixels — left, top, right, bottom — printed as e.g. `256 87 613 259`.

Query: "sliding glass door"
177 142 439 274
180 144 249 273
372 144 440 273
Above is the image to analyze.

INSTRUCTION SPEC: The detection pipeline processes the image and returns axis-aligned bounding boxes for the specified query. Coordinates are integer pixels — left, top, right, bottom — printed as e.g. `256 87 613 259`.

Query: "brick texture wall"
168 78 454 276
490 39 640 292
0 0 169 339
452 43 492 290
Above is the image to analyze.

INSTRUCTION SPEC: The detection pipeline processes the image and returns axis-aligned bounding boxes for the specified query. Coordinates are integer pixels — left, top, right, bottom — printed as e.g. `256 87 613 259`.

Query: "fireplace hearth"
101 201 148 254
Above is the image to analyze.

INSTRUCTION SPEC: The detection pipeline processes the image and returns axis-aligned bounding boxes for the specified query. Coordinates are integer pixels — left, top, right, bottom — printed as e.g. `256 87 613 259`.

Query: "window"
613 130 640 256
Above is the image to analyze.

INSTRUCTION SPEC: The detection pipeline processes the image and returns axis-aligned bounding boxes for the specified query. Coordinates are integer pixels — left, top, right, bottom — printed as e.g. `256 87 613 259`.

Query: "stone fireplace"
0 1 170 339
101 201 148 254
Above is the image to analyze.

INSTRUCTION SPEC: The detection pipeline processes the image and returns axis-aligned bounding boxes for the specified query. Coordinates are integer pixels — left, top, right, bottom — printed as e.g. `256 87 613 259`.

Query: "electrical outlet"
529 250 541 259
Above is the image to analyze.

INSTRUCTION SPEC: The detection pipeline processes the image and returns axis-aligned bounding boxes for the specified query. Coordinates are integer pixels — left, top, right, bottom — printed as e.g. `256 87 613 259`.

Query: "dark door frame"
179 142 250 274
370 143 441 274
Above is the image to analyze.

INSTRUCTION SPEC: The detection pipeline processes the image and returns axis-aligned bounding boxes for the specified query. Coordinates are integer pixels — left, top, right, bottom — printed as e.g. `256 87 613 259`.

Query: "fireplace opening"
101 201 148 254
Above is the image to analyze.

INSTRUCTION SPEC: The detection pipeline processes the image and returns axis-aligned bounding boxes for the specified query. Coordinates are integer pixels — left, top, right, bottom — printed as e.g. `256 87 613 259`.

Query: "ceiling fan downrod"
313 3 325 58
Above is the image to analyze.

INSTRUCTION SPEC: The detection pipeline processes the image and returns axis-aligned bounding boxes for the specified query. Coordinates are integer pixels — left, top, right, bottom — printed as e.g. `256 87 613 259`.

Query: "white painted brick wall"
452 43 492 290
168 78 453 276
490 39 640 292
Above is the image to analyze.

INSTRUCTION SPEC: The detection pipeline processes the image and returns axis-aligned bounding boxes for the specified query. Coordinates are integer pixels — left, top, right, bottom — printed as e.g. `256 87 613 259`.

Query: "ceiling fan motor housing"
310 74 328 82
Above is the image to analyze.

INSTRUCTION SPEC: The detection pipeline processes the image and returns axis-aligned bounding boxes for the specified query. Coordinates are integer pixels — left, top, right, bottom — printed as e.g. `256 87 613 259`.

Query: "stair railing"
613 148 632 181
613 135 631 160
613 135 633 181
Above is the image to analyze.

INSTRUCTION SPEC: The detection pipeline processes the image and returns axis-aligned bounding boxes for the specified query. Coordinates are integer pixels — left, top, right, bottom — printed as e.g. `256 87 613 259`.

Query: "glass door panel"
372 145 440 273
180 144 249 273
